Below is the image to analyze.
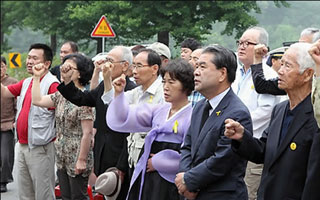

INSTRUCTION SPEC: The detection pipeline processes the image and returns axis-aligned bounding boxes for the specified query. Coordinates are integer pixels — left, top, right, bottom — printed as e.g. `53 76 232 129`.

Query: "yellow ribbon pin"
172 120 178 134
290 142 297 151
148 95 153 103
251 85 255 90
216 111 221 116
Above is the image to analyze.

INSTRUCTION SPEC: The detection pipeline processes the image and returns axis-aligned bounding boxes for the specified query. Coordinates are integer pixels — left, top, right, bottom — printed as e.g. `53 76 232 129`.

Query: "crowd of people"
1 26 320 200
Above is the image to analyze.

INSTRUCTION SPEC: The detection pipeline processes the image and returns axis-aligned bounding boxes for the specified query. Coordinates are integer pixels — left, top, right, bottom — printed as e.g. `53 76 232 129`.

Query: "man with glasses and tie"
231 26 281 200
101 48 164 184
175 45 253 200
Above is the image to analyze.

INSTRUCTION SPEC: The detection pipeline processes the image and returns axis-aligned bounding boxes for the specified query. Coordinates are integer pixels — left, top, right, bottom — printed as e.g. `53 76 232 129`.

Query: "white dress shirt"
207 88 230 116
101 77 164 167
232 64 281 138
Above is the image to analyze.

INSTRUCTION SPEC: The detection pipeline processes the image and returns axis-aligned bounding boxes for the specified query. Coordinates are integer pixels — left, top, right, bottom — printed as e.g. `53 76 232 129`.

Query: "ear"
122 61 129 73
44 60 51 70
219 67 228 82
151 64 159 76
303 68 314 82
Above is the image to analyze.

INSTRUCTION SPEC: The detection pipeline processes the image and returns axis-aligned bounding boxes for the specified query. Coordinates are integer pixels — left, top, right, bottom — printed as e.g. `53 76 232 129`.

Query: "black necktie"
200 101 212 130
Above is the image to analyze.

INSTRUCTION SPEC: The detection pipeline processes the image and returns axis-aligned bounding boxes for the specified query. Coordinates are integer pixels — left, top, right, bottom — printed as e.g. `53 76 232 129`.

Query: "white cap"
147 42 171 59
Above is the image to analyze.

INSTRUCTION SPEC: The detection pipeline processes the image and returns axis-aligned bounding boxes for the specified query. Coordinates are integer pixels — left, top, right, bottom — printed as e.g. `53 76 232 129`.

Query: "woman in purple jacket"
106 59 195 200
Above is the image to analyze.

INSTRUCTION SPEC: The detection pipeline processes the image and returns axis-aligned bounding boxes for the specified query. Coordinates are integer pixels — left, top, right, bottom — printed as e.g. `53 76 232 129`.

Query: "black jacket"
251 63 286 95
57 77 136 174
234 95 320 200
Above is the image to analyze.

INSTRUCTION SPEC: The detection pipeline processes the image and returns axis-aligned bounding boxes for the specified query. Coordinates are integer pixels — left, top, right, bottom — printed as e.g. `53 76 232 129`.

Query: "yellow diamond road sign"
91 15 116 38
9 52 21 68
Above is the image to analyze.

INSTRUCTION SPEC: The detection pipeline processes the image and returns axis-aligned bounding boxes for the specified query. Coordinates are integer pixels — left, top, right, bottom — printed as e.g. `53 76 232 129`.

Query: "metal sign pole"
102 37 105 53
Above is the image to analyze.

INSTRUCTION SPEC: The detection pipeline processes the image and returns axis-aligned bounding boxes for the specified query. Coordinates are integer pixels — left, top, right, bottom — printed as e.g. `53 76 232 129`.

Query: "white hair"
300 27 320 43
247 26 269 46
290 43 315 73
114 46 133 65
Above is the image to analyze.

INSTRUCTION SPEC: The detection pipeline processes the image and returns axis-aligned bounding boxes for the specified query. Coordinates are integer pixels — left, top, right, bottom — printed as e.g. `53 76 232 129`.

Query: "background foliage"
1 1 320 80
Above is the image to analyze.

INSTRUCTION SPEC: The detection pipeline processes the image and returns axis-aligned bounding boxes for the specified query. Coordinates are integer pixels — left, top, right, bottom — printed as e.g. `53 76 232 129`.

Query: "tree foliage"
1 1 26 52
2 1 289 54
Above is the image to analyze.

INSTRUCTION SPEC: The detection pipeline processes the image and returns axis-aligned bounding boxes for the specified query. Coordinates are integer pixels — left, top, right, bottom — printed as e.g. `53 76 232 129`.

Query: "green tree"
2 1 289 55
66 1 288 53
18 1 76 54
1 1 26 53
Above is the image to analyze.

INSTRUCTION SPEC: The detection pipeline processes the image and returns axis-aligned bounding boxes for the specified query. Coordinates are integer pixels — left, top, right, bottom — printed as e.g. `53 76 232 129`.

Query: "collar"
287 94 310 114
240 65 251 76
143 76 163 95
208 87 230 112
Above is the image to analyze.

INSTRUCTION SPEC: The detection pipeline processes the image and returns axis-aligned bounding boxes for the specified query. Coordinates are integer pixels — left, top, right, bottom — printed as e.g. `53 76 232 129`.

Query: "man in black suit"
225 42 320 200
175 45 253 200
57 46 136 200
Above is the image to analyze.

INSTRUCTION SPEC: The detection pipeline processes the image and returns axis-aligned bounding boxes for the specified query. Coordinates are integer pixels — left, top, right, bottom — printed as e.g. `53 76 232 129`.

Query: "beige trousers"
17 142 55 200
244 161 263 200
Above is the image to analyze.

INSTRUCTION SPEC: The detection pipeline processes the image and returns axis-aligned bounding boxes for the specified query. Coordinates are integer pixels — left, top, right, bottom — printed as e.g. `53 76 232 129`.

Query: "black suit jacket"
251 63 286 95
179 89 253 200
235 95 320 200
57 77 136 175
58 77 136 200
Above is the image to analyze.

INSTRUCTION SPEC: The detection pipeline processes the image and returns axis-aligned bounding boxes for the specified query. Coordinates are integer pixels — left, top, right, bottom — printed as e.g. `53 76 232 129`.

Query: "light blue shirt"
232 64 281 138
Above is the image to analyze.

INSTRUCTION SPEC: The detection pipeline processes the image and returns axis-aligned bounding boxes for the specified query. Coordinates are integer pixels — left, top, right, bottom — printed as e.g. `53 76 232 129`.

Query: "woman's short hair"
160 58 195 96
63 53 94 86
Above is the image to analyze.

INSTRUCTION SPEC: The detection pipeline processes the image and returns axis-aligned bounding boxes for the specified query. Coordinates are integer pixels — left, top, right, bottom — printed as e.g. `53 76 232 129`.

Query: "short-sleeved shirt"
7 78 59 144
51 91 94 177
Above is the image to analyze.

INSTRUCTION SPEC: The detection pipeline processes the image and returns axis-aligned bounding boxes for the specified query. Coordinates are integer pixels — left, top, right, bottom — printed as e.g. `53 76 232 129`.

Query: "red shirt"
7 78 58 144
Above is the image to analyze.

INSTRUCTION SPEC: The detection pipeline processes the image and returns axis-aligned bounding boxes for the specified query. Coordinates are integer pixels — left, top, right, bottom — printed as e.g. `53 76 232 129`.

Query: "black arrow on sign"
11 54 19 67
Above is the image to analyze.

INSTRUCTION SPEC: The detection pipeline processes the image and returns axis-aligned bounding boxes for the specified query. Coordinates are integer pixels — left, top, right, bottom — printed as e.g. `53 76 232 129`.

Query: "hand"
112 74 126 97
60 64 74 84
146 154 155 172
224 119 244 141
253 44 268 64
308 39 320 77
32 63 46 78
93 59 105 74
75 159 86 175
183 190 198 200
102 62 113 81
175 172 187 195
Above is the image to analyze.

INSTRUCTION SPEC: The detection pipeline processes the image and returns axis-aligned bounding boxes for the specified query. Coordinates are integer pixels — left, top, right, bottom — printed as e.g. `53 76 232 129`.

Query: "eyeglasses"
236 40 258 48
105 57 125 64
132 63 150 69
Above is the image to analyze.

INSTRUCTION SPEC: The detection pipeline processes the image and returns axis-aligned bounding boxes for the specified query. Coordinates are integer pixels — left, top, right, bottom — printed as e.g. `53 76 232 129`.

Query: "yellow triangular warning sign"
91 15 116 38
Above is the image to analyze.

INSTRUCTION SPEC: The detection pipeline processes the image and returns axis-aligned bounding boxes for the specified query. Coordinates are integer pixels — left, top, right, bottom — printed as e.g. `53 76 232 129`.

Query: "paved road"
1 143 96 200
1 143 19 200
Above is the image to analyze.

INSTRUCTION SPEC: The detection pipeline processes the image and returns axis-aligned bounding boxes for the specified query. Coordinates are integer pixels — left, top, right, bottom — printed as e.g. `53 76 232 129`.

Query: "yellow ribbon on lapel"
148 95 153 103
216 111 221 116
172 120 179 134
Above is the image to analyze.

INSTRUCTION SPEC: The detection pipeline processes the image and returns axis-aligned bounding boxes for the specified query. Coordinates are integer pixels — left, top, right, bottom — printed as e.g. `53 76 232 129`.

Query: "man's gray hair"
290 43 315 74
247 26 269 46
114 46 133 65
300 27 320 43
